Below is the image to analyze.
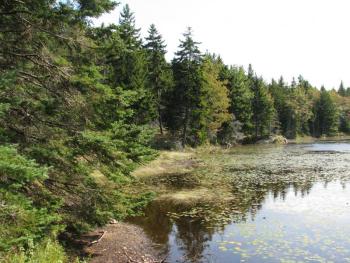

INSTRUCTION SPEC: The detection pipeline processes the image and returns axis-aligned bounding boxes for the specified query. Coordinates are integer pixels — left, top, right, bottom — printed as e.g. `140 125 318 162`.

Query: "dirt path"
82 222 163 263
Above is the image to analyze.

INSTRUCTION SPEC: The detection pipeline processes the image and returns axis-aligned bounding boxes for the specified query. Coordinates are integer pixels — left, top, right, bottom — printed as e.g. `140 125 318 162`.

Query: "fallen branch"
89 231 106 246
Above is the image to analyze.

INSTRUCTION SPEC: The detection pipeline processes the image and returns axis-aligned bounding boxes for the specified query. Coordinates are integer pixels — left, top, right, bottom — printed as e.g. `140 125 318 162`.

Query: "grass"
131 146 234 205
2 239 71 263
132 150 194 178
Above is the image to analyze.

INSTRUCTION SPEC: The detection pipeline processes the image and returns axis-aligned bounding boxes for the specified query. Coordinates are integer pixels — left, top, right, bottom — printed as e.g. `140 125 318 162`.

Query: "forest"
1 0 350 262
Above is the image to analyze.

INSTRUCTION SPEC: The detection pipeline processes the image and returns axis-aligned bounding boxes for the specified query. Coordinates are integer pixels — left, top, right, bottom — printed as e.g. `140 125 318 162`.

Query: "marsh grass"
132 143 350 228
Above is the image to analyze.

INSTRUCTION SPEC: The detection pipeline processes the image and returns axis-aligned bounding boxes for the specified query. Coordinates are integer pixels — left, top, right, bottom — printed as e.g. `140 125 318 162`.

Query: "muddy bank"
82 222 163 263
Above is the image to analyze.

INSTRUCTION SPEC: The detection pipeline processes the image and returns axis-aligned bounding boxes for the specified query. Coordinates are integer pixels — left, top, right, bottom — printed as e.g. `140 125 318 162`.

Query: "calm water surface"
131 141 350 263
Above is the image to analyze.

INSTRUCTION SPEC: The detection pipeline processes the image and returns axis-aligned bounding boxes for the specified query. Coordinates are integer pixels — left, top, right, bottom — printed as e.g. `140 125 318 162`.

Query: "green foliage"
0 146 61 254
165 28 203 146
269 76 321 139
250 76 275 138
338 81 346 97
144 24 173 134
0 0 348 260
0 1 157 260
314 90 339 136
222 66 253 134
2 239 67 263
199 56 231 143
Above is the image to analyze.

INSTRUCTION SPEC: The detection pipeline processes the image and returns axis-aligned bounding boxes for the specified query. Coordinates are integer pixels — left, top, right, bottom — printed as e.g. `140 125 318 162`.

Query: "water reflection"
130 143 350 262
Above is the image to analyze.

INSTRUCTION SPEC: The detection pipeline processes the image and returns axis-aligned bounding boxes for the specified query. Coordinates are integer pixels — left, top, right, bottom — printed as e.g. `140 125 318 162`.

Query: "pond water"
131 141 350 263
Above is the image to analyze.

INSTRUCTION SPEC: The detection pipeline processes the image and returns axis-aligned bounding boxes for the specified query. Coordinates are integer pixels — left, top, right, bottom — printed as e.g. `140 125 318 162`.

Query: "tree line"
95 4 349 147
0 1 349 261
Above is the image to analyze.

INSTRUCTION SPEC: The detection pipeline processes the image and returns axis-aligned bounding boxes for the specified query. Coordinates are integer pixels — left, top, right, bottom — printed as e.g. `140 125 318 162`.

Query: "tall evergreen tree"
118 4 142 48
224 66 253 134
166 28 203 146
144 24 172 134
246 65 274 137
269 77 287 134
110 4 154 123
250 77 275 137
315 90 339 136
338 81 346 96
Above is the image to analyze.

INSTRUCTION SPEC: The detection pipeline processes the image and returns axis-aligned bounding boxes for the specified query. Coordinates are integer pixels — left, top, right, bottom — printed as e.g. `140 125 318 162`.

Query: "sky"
95 0 350 89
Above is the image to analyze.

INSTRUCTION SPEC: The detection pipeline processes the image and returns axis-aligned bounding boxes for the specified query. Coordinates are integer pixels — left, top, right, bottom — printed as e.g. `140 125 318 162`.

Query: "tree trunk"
182 106 189 147
158 104 163 135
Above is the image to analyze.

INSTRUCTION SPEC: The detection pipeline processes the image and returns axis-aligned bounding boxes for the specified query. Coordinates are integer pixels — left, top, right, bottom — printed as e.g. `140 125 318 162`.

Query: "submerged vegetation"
131 143 350 262
1 0 350 261
133 144 350 227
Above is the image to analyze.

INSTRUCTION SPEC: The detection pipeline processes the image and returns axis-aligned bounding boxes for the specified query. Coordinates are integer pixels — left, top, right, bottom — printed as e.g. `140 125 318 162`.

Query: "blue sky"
95 0 350 89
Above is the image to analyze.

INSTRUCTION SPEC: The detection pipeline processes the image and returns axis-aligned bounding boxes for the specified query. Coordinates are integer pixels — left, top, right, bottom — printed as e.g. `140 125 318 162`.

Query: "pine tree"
166 28 203 146
144 24 172 134
225 66 253 134
118 4 142 48
246 65 274 137
250 77 275 137
0 2 157 258
338 81 346 96
315 90 339 136
110 4 154 124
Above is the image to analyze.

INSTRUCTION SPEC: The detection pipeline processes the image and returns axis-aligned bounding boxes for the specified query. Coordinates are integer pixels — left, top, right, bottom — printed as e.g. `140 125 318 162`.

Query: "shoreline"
80 222 163 263
77 137 350 262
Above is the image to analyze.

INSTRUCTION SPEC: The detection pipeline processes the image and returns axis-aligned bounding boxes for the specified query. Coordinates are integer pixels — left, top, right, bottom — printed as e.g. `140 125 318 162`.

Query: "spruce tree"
144 24 172 134
225 66 253 134
338 81 346 96
118 4 142 48
246 65 274 137
315 90 339 136
111 4 154 124
250 77 275 137
166 28 203 146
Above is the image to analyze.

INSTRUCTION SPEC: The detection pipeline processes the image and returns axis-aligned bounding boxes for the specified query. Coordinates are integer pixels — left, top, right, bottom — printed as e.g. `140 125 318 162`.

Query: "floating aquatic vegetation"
131 142 350 262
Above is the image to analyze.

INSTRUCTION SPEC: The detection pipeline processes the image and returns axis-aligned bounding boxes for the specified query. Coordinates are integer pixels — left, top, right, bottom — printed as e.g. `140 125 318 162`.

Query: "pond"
130 141 350 263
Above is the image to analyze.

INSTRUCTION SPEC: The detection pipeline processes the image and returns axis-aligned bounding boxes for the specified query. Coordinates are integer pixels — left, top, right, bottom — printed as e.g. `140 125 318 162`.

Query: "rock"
109 219 118 224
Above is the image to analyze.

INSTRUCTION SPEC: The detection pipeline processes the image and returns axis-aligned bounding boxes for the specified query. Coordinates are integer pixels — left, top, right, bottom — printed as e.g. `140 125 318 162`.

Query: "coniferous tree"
166 28 203 146
0 2 157 257
338 81 346 96
315 89 339 136
346 88 350 97
249 74 274 138
144 24 173 134
224 66 253 134
111 4 154 124
2 1 350 259
339 112 350 133
118 4 142 48
269 77 287 134
247 65 278 138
